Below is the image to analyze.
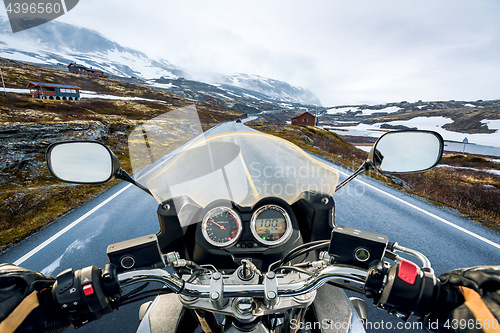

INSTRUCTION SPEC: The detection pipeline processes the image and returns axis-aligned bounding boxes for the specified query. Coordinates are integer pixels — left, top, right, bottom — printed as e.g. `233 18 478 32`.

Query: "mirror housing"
46 141 121 184
368 130 444 174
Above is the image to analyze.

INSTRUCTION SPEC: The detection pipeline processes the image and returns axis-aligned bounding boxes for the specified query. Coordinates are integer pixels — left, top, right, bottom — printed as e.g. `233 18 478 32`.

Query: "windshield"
128 106 339 226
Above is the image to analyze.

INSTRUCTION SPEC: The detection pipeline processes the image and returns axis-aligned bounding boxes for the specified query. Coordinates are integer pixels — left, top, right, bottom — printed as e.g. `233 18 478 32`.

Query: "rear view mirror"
46 141 121 183
368 131 443 174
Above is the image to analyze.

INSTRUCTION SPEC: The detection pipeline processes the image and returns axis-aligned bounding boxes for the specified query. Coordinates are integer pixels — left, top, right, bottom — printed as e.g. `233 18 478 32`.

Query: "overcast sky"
5 0 500 106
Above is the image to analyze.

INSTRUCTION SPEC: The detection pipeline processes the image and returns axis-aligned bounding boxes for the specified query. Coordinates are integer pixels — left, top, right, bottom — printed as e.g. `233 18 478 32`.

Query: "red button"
83 284 94 296
398 259 418 285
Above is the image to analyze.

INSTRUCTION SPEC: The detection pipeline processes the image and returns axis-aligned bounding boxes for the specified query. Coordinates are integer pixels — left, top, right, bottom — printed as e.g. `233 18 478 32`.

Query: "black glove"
428 266 500 333
0 263 71 333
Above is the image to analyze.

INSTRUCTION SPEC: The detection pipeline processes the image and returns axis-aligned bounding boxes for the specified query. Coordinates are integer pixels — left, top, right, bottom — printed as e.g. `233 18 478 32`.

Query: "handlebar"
118 265 367 299
48 248 464 329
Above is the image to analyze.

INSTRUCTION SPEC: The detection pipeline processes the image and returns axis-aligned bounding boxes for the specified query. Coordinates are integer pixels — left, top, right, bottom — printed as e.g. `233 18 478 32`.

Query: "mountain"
207 73 321 106
0 16 321 106
0 16 187 79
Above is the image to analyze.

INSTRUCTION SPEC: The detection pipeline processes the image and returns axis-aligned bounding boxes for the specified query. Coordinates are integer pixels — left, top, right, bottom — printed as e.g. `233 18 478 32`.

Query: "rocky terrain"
256 99 500 133
0 58 243 247
321 100 500 131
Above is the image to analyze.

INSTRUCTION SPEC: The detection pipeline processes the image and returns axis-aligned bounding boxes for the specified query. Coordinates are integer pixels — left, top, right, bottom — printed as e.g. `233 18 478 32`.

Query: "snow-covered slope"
0 16 321 106
0 16 186 79
207 73 321 106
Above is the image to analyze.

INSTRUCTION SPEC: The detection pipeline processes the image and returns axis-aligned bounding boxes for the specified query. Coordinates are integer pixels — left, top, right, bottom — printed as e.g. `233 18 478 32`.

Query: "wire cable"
117 288 174 307
275 240 329 269
275 266 364 294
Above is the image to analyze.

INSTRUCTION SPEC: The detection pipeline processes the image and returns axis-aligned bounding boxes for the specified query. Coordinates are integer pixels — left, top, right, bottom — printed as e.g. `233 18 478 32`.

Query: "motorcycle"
41 105 460 333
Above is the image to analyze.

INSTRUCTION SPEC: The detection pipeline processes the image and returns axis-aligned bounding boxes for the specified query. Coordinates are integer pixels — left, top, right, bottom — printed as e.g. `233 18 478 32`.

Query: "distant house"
207 98 219 105
27 81 81 100
67 63 109 78
291 111 317 126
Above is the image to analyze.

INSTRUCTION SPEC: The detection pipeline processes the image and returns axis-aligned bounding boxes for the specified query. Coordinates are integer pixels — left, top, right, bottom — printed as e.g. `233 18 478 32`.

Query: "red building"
207 98 219 105
67 63 109 78
27 81 81 100
291 111 317 126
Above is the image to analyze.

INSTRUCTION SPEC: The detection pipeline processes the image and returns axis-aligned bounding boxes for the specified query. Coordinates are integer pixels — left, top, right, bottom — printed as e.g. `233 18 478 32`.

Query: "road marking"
233 137 260 200
335 168 500 251
238 153 261 200
13 184 133 266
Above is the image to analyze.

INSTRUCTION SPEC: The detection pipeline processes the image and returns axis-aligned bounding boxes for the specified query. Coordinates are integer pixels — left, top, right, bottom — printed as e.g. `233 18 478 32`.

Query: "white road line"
13 184 133 266
335 168 500 251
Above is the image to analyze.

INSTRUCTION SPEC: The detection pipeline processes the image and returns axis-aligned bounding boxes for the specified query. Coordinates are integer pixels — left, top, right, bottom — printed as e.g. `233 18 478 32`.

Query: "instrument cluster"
199 200 295 250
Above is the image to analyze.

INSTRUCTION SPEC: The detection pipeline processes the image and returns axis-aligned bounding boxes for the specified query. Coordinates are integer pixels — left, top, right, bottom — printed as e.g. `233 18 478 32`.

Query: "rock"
389 176 413 191
380 124 417 131
0 121 110 180
301 135 313 143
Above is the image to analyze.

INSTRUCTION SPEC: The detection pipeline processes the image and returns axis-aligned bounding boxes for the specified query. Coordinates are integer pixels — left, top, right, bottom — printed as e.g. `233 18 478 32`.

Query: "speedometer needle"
210 219 226 230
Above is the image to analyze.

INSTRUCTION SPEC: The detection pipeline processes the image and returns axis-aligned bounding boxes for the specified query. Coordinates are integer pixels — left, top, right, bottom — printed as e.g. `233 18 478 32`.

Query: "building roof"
291 111 316 120
27 81 81 89
68 62 104 73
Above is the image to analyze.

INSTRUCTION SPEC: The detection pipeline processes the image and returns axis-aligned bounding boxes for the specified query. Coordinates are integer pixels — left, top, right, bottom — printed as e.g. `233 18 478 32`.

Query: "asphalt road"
1 120 500 333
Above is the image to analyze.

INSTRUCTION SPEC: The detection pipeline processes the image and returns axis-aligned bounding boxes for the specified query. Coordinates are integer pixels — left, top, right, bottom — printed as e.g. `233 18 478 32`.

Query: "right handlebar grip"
376 260 464 320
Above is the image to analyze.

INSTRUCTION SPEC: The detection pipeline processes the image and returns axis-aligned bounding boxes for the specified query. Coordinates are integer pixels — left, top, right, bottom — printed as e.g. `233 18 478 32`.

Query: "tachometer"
202 207 242 247
251 205 292 246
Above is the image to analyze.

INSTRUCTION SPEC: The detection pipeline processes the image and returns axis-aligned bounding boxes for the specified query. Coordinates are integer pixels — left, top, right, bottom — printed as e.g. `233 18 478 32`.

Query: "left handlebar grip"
52 264 121 328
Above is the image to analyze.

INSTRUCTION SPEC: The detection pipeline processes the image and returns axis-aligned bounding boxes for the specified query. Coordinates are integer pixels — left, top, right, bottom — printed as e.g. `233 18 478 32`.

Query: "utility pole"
0 68 6 95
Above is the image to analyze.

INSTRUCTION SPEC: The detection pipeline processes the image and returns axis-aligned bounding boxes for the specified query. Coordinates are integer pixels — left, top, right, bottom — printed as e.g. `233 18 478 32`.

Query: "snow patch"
327 106 400 116
2 88 30 94
482 119 500 131
146 81 177 90
356 106 401 116
326 106 360 115
355 146 372 152
80 91 170 103
329 116 500 148
215 92 233 100
436 165 500 177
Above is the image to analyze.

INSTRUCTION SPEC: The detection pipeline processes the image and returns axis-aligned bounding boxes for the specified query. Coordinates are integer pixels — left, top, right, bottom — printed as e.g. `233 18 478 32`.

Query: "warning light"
228 237 232 240
262 236 266 240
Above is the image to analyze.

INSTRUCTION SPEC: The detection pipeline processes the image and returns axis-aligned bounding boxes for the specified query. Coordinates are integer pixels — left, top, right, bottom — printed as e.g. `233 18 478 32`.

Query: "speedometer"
251 204 292 246
202 207 242 247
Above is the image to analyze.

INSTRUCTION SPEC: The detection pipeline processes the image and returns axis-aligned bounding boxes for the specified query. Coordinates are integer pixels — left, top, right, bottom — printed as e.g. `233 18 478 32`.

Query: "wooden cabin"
67 63 109 78
291 111 317 126
27 81 81 100
207 98 219 105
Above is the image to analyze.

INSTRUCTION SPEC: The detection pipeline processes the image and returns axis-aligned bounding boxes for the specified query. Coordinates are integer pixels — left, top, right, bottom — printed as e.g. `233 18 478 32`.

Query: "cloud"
25 0 500 105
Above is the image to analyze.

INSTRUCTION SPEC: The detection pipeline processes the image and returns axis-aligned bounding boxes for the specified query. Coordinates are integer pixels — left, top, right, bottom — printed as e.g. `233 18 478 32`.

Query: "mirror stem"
115 169 152 196
335 161 373 192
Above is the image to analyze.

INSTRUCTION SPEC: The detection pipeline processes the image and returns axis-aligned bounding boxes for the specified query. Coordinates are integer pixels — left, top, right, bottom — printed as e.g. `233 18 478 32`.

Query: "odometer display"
251 205 292 246
202 207 242 247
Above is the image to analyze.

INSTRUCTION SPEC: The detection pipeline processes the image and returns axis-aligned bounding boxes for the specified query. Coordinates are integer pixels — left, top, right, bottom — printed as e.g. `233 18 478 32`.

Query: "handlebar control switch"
264 272 279 309
364 260 389 303
53 265 117 328
328 225 388 269
210 272 228 310
377 259 462 321
101 264 121 302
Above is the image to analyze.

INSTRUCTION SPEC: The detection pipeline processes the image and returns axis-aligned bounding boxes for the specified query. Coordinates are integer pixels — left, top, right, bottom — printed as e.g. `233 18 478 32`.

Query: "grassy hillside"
0 58 243 248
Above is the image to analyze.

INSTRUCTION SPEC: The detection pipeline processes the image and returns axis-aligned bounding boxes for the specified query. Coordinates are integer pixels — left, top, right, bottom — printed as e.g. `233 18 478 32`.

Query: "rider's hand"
0 263 71 333
429 266 500 333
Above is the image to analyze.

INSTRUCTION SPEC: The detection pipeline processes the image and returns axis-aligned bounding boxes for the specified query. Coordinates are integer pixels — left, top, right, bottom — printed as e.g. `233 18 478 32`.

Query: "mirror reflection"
371 131 443 173
49 142 113 183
